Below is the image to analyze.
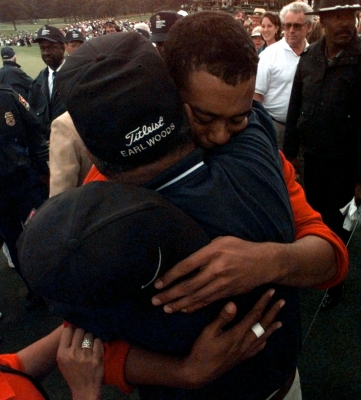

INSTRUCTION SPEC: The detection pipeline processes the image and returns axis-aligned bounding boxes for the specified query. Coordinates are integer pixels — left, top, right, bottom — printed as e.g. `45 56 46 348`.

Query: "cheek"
188 122 212 147
188 121 206 140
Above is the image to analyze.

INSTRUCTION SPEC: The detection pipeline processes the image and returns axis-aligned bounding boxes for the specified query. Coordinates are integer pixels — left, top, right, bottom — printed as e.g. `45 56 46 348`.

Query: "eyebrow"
190 104 251 119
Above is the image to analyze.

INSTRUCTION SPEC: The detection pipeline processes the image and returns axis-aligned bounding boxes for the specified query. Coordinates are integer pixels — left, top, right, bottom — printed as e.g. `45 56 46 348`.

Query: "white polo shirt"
255 38 308 123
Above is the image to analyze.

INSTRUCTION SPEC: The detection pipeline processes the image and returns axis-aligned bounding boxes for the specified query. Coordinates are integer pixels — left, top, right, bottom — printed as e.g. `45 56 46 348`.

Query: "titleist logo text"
125 116 164 146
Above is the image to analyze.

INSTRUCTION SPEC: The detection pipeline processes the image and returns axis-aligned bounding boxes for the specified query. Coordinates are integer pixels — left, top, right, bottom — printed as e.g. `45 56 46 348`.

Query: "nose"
208 121 232 145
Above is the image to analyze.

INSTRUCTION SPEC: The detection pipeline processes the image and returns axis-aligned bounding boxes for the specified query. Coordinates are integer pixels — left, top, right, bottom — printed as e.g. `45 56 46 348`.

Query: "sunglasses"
283 22 307 31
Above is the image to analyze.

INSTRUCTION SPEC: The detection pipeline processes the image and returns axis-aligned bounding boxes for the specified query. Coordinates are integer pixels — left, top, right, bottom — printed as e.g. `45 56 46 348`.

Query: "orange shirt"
0 354 45 400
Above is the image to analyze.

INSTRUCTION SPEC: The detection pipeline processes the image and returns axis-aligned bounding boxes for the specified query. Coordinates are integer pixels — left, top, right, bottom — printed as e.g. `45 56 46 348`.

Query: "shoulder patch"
18 94 30 111
5 111 15 126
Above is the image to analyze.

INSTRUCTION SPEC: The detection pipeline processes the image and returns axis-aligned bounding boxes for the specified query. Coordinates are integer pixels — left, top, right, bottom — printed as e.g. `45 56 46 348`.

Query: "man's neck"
109 141 197 186
325 43 344 60
49 59 65 72
289 40 306 56
325 32 356 59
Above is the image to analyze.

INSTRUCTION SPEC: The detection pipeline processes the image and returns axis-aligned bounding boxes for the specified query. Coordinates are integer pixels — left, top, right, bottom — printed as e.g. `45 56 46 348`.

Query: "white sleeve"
255 52 271 96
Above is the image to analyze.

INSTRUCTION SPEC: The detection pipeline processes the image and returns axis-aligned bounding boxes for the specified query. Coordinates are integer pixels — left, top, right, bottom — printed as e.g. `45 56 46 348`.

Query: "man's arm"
253 93 264 103
14 89 49 178
253 51 269 105
283 63 303 163
103 290 284 391
16 325 63 380
49 112 92 197
150 153 348 314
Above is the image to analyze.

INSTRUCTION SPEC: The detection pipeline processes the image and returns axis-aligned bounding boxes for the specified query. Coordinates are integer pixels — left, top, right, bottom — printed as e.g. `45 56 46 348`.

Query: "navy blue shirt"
136 102 300 400
41 101 300 400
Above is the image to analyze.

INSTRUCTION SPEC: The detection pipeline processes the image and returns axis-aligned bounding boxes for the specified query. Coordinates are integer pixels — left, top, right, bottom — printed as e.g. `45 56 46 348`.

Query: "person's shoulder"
349 35 361 54
0 84 16 96
303 37 324 55
32 68 47 84
250 100 274 129
259 39 284 58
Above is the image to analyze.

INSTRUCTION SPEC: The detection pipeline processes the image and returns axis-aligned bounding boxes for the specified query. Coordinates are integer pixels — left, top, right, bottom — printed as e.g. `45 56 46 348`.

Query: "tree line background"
0 0 186 29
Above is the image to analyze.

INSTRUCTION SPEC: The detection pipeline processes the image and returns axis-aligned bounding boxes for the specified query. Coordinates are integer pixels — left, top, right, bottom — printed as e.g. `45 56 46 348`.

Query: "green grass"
0 16 152 79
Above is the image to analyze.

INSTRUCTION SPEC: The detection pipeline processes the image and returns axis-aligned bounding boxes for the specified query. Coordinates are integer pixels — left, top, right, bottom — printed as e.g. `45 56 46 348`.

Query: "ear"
182 103 193 123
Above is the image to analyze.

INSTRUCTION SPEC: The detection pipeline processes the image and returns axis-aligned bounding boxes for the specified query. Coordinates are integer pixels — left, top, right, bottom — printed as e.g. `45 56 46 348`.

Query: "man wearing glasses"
254 1 313 149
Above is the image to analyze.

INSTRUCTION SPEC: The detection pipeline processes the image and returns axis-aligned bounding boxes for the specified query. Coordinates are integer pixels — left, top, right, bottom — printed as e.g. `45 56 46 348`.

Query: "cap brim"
305 4 361 14
66 39 85 43
34 37 61 43
150 32 167 42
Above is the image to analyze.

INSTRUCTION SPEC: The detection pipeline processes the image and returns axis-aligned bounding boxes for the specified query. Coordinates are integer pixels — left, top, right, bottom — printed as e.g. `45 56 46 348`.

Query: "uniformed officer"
0 84 49 309
0 47 33 100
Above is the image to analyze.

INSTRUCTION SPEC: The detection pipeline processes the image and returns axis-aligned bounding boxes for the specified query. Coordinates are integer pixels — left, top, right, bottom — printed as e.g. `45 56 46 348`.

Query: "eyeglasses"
283 22 307 31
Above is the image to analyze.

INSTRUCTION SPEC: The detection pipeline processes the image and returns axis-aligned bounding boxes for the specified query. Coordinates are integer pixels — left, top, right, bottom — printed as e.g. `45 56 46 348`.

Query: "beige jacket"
49 112 92 197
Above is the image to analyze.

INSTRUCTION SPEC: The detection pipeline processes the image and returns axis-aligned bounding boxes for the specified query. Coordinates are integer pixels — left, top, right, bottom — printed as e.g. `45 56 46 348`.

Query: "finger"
154 247 210 290
244 341 267 359
232 289 276 333
59 326 76 349
238 319 282 361
152 274 210 309
247 299 284 341
244 319 282 357
259 299 285 330
164 287 228 314
81 332 95 351
204 302 237 336
152 261 224 309
92 338 104 360
71 328 86 348
154 274 228 313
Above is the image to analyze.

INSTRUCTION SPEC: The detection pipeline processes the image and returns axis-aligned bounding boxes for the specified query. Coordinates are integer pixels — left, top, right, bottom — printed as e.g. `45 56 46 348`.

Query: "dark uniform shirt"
0 85 49 202
0 61 33 100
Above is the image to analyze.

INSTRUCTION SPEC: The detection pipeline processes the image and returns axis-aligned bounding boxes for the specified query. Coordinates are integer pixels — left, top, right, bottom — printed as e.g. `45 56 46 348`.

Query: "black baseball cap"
34 25 65 43
150 11 183 42
1 47 15 59
65 29 85 42
56 32 185 167
306 0 361 14
18 181 211 344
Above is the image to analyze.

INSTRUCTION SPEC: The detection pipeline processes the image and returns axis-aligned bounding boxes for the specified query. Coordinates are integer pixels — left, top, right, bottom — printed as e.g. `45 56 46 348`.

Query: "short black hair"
164 11 259 89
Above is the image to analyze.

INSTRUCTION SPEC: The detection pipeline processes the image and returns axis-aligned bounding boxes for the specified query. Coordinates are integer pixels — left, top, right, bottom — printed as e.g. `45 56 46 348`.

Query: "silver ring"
81 337 93 349
251 322 265 338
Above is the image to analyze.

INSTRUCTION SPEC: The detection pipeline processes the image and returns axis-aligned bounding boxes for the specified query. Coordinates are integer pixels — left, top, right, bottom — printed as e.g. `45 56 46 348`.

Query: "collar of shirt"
48 61 65 97
144 148 205 192
282 37 309 57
